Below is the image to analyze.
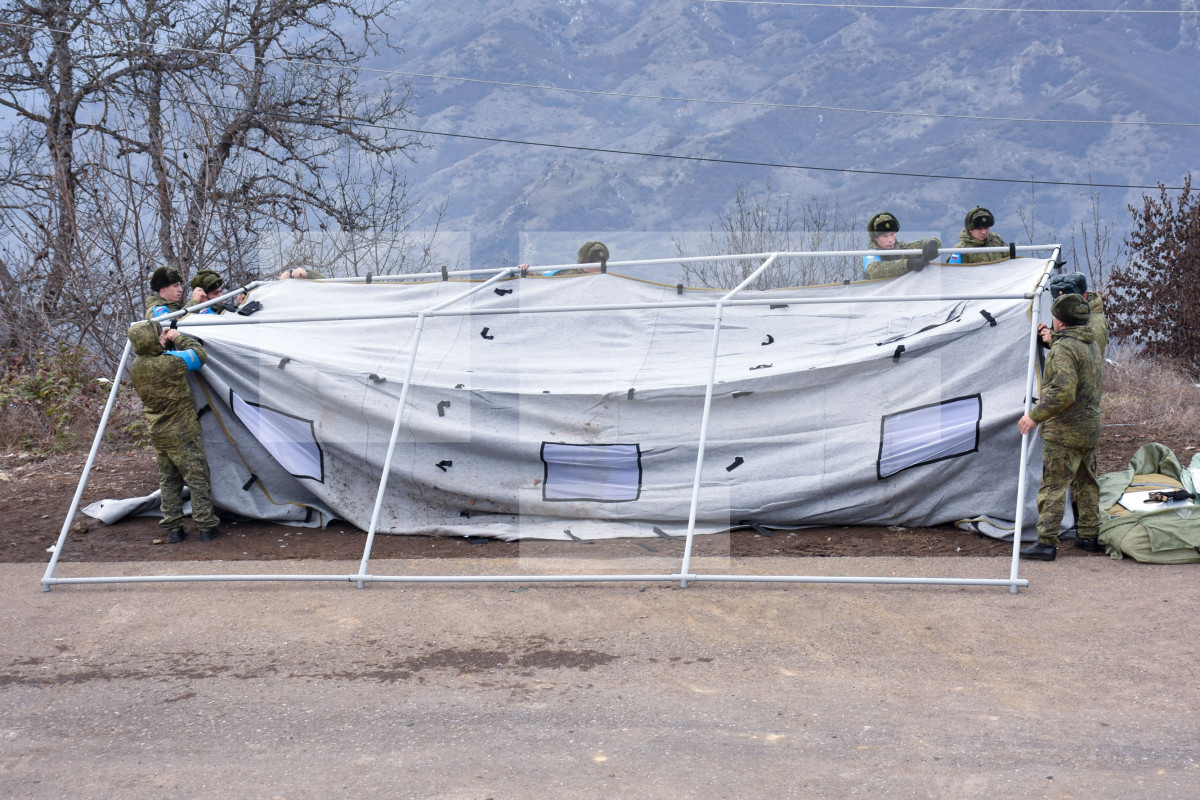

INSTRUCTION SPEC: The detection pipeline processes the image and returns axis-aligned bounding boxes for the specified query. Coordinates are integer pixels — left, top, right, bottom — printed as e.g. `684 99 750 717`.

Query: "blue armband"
861 254 880 277
150 305 171 318
165 349 203 371
947 252 962 264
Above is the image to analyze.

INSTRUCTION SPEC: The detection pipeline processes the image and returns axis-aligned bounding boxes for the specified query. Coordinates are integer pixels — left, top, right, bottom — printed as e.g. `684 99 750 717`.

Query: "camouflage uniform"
1045 276 1107 357
547 241 609 277
949 229 1007 264
127 321 219 534
864 237 941 279
1028 297 1103 546
144 293 184 321
185 270 235 315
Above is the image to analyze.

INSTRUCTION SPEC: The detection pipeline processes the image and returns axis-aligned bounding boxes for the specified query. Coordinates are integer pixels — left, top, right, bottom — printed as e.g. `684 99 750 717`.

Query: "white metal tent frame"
41 244 1059 593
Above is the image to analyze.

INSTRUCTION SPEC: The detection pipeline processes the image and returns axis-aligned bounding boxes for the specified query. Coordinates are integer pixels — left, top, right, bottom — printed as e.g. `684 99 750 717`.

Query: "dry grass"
1097 344 1200 472
1102 344 1200 426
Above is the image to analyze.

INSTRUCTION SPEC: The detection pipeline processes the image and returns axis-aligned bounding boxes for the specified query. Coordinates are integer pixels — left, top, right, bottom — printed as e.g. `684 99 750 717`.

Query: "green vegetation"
1109 174 1200 377
0 347 145 453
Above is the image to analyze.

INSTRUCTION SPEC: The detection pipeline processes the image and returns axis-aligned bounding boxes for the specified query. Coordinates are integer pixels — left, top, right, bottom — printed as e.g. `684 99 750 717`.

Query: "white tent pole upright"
1008 251 1059 592
679 255 779 587
42 339 134 592
355 269 518 587
356 310 429 589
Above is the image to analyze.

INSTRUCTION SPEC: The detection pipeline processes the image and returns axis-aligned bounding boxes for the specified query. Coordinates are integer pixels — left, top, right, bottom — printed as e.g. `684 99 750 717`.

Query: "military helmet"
1048 271 1088 298
190 269 224 293
1051 293 1091 325
867 212 900 234
150 266 184 291
577 241 610 264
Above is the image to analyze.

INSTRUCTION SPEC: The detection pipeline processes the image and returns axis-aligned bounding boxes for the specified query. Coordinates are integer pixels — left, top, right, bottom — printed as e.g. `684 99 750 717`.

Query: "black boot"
199 526 221 542
1020 541 1057 561
167 529 186 543
1074 536 1103 553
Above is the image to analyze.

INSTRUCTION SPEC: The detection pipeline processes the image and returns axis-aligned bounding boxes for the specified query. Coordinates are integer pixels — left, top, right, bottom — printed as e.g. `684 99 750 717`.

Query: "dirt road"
3 555 1198 799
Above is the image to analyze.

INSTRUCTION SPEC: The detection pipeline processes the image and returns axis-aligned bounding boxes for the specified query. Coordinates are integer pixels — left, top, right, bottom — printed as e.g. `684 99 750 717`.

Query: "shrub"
0 346 146 453
1108 174 1200 376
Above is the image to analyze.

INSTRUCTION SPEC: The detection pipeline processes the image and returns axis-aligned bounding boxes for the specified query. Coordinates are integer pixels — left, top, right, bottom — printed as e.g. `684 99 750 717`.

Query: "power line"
18 76 1184 192
321 116 1184 191
1 19 1187 191
694 1 1200 13
2 18 1197 129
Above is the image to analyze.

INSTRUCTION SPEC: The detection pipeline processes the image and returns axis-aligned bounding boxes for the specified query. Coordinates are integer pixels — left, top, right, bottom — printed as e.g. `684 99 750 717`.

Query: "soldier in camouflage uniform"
1045 271 1108 358
547 241 609 277
278 267 325 280
948 206 1007 264
862 212 941 279
1017 293 1103 560
144 266 185 320
127 320 220 543
187 269 248 315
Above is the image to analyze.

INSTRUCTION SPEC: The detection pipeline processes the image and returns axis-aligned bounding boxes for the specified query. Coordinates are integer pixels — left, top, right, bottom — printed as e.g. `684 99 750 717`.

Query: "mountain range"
378 0 1200 270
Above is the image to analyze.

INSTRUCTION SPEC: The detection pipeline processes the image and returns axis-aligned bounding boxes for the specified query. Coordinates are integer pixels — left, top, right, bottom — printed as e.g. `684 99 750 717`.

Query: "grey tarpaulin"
110 258 1050 540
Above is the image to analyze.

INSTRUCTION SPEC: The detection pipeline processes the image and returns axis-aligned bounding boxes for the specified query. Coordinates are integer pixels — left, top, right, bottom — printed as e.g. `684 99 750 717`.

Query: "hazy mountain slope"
383 0 1200 266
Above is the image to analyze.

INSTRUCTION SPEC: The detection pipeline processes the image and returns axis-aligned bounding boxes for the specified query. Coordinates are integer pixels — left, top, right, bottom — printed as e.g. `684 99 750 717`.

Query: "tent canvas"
128 255 1054 541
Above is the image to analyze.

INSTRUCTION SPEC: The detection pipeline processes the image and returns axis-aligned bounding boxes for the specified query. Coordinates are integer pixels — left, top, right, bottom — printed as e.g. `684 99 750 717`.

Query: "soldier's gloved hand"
921 240 940 262
237 300 263 316
219 297 241 314
906 257 927 272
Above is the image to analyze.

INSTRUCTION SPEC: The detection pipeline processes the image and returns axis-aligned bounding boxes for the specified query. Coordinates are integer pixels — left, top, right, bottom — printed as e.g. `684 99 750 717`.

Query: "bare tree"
259 157 448 280
673 183 858 289
1065 179 1127 294
1014 180 1053 247
0 0 431 364
1015 171 1128 293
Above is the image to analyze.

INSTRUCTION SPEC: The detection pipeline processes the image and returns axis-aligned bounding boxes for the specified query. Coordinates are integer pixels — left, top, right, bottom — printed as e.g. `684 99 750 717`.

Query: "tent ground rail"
40 571 1029 590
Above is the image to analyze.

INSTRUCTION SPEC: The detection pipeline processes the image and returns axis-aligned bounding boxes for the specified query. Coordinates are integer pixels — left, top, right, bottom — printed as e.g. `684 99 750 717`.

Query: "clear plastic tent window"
877 394 982 479
541 442 642 502
231 392 324 482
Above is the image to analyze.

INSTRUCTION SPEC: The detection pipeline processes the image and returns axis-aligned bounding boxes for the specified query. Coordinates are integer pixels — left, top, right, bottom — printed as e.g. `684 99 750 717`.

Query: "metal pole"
177 292 1046 329
355 269 518 586
42 339 134 591
679 256 778 587
355 311 427 588
315 244 1057 284
1008 252 1058 593
39 570 1027 589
